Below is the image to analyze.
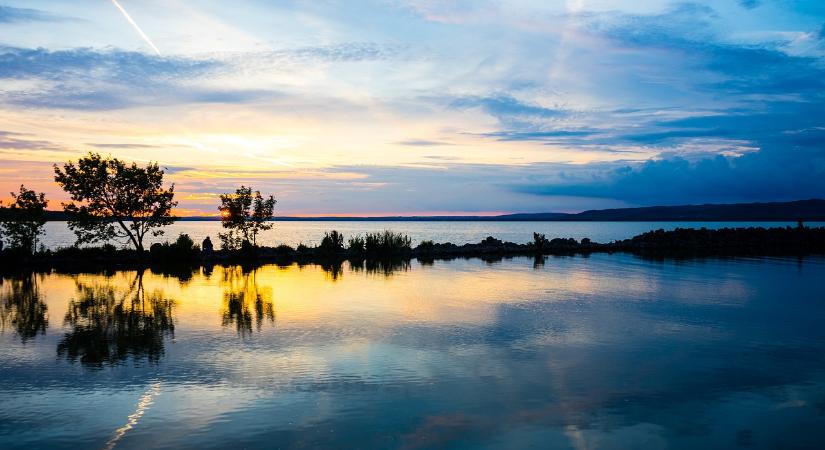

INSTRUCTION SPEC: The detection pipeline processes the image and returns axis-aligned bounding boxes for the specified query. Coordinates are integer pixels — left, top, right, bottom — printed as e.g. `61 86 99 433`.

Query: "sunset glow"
0 1 823 215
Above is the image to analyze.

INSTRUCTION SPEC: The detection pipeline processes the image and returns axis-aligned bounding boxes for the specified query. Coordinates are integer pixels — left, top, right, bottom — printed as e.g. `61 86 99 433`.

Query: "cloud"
450 95 566 119
0 46 220 110
395 139 452 147
0 130 63 151
0 46 290 110
0 46 215 83
0 5 67 23
274 42 406 62
739 0 761 9
447 95 570 131
478 4 825 205
514 146 825 204
398 0 495 24
0 43 406 111
85 143 163 149
477 130 597 142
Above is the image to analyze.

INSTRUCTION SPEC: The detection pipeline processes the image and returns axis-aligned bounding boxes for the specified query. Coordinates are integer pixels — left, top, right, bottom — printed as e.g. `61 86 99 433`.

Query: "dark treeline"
2 225 825 274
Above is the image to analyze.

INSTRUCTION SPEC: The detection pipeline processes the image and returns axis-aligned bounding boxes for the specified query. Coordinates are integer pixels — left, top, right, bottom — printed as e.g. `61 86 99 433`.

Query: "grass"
364 230 412 255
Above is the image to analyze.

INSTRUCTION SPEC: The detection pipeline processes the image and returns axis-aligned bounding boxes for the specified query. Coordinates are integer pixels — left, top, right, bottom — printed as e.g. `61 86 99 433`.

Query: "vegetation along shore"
1 153 824 273
2 225 824 274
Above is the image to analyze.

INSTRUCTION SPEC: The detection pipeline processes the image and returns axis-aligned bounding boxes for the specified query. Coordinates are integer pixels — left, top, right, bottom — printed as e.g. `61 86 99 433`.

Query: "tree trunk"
116 218 141 251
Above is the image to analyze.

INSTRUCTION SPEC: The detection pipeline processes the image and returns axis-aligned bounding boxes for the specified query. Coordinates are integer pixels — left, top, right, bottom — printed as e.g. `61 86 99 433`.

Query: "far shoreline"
16 199 825 223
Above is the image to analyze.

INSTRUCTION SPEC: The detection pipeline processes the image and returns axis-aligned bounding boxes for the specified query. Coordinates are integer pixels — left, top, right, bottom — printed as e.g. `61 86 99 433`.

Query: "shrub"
319 230 345 254
364 230 412 255
480 236 502 246
416 240 435 252
274 244 294 255
533 232 549 251
149 233 201 262
50 244 135 260
175 233 196 252
348 235 366 253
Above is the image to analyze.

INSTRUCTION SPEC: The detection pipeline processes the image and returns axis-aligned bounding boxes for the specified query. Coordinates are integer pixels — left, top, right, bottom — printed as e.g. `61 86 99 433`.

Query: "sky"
0 0 823 216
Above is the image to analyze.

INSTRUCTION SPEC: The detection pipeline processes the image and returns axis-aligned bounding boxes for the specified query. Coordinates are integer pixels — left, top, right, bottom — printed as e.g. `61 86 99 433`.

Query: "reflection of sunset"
24 257 688 336
3 255 825 449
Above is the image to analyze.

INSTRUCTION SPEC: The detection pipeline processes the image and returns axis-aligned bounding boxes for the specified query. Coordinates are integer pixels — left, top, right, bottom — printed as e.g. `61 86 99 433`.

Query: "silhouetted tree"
533 232 549 252
53 153 176 251
218 186 276 250
0 185 48 253
0 275 48 343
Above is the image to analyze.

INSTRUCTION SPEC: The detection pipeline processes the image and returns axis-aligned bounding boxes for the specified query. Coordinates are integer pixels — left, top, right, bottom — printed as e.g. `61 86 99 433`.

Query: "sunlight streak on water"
104 382 162 450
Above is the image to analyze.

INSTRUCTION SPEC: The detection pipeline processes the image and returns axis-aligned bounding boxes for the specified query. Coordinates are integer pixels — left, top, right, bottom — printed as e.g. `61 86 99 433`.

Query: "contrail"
110 0 161 56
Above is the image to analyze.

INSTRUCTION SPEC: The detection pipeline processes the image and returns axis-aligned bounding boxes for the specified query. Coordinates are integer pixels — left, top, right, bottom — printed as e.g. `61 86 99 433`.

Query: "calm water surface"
40 220 825 249
2 255 825 449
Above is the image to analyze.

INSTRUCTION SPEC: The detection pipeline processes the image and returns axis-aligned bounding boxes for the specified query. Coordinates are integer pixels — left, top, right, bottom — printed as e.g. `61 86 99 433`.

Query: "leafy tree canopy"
0 185 48 253
53 153 176 251
218 186 276 250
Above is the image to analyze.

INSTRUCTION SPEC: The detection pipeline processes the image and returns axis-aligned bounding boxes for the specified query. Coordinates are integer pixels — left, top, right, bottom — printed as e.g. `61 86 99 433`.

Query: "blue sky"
0 0 823 215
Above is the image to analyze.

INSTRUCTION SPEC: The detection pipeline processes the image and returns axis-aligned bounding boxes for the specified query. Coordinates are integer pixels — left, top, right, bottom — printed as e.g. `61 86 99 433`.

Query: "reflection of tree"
320 260 344 281
350 258 411 277
221 266 275 336
57 271 175 367
0 275 48 343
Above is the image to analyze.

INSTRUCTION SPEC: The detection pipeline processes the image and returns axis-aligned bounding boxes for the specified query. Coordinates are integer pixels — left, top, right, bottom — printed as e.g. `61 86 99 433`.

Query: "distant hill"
181 199 825 221
564 199 825 221
4 199 824 222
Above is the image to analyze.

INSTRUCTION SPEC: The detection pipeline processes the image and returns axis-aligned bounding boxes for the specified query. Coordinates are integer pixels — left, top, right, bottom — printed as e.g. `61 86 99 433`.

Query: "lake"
38 220 825 250
2 254 825 449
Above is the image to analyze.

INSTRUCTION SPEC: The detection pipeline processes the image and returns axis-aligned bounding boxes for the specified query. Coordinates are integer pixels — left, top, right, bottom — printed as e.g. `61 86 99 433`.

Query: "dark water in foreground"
1 255 825 449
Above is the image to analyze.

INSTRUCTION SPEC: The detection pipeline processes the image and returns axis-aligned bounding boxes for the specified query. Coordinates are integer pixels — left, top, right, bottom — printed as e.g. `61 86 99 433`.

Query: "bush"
149 233 201 262
49 244 136 261
533 232 549 251
175 233 196 252
240 239 255 255
364 230 412 255
297 243 310 254
348 235 366 253
274 244 294 255
416 240 435 252
319 230 345 254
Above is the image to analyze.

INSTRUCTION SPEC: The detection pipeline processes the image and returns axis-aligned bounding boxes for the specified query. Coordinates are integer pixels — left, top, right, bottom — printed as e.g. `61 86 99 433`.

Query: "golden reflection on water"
0 257 760 370
1 258 694 343
0 275 48 342
220 266 275 336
